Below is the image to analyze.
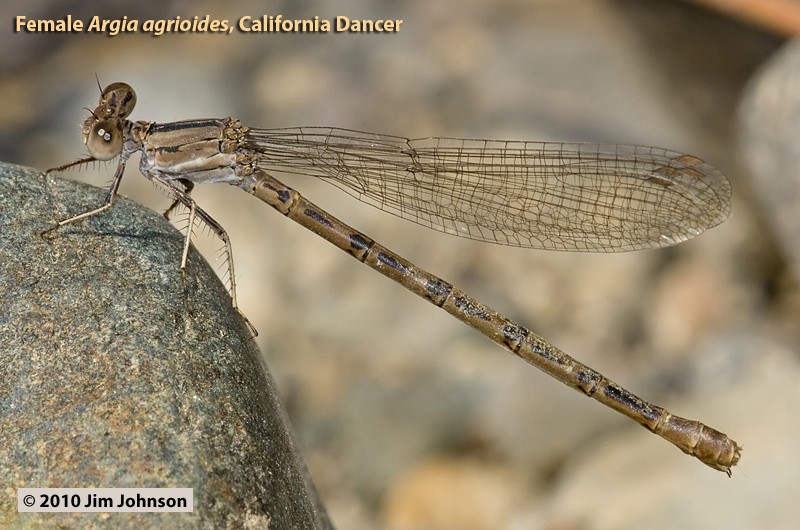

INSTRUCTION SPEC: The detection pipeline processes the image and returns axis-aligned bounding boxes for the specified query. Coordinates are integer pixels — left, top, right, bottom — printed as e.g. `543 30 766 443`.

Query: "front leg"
45 156 97 175
41 155 129 237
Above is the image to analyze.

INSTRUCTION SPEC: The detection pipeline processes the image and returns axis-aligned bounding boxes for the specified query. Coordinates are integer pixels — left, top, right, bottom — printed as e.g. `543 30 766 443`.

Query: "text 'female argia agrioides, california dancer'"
44 82 740 475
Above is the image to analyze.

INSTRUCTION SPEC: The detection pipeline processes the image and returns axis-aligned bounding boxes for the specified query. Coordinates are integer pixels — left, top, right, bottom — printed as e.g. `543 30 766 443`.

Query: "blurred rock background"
2 0 799 528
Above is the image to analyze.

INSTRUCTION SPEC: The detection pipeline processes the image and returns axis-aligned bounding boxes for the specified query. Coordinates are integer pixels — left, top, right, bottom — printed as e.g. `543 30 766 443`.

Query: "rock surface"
0 163 333 530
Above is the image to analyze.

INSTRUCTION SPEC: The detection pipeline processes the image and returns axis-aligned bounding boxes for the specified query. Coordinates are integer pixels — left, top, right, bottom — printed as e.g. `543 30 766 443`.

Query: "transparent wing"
244 127 731 252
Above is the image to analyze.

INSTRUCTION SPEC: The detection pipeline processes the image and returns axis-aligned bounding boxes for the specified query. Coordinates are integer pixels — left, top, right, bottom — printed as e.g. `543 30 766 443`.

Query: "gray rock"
739 40 800 279
0 162 333 529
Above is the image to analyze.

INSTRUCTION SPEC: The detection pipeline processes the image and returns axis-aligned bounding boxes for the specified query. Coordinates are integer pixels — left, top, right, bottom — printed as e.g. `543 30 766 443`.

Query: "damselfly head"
79 82 136 161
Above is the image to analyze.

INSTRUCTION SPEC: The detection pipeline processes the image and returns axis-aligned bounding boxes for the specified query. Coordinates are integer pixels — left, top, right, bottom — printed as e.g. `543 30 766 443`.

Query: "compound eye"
100 82 137 119
86 119 123 160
